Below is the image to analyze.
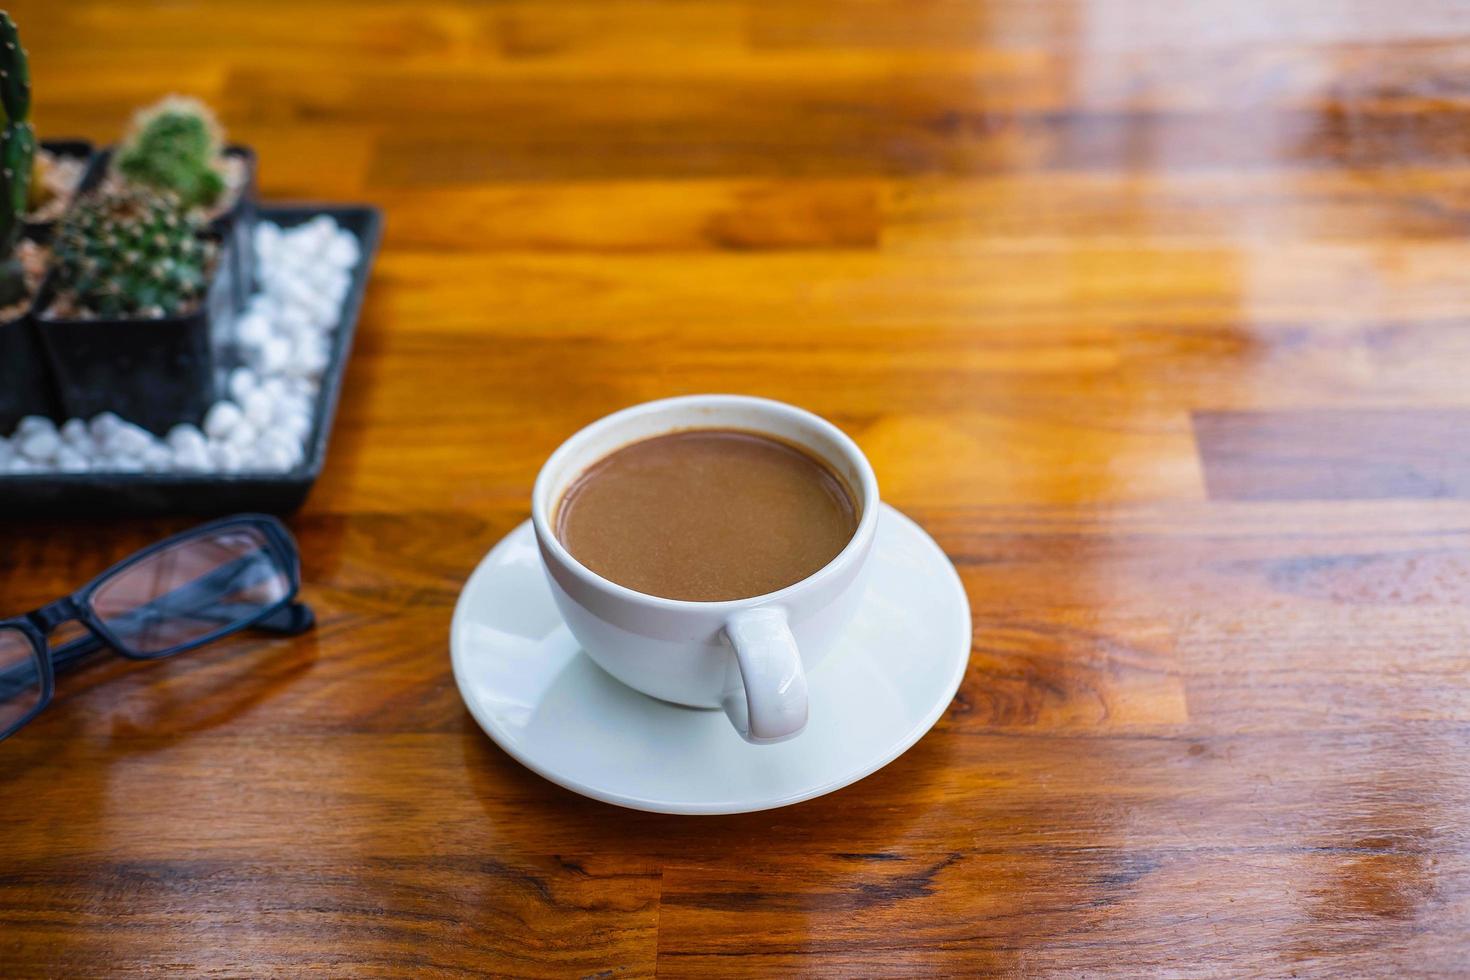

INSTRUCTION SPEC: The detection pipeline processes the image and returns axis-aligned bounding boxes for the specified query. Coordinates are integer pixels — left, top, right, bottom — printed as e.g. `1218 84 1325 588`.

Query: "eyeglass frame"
0 513 314 742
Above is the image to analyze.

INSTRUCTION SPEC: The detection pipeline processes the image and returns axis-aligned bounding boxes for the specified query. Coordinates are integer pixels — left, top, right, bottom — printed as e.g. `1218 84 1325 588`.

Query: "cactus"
26 148 51 211
0 11 35 308
115 96 226 211
51 187 215 319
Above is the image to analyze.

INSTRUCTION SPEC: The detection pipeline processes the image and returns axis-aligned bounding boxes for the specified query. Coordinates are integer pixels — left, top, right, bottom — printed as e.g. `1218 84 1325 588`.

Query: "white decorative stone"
322 270 351 300
260 377 289 402
325 234 359 269
210 442 243 472
17 415 54 438
237 311 272 347
277 305 312 336
225 419 259 449
242 387 275 428
18 429 60 461
172 439 211 471
305 297 339 329
274 390 310 419
166 423 207 454
252 440 297 471
203 401 244 439
273 407 311 440
288 335 329 378
89 412 123 441
59 418 89 448
141 442 173 471
56 446 90 473
228 366 258 402
282 277 316 312
256 335 291 373
107 423 153 458
108 456 145 473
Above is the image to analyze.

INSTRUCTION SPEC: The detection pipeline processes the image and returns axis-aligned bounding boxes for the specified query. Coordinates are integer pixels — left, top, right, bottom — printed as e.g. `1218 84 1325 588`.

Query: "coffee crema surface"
554 429 859 601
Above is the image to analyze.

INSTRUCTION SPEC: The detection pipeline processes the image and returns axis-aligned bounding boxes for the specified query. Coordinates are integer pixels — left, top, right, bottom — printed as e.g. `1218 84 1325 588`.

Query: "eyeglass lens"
89 525 291 657
0 626 44 735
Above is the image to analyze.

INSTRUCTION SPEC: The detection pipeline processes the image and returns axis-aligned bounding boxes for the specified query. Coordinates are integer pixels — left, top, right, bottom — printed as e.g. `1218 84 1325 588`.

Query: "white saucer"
450 504 971 815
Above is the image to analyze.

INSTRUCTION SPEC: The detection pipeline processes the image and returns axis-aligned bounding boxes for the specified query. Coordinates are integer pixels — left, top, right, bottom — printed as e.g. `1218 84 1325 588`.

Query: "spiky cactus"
0 11 35 308
115 96 226 211
51 188 215 318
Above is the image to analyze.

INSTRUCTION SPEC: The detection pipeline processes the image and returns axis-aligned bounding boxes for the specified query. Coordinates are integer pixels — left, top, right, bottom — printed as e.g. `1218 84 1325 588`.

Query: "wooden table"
5 1 1470 974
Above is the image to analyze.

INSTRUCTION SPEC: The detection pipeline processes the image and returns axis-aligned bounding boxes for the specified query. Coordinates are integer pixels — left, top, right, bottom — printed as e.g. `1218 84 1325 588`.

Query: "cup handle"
721 607 808 744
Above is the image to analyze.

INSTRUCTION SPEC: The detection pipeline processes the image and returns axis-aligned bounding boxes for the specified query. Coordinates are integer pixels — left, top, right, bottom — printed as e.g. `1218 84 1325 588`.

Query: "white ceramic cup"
531 394 880 744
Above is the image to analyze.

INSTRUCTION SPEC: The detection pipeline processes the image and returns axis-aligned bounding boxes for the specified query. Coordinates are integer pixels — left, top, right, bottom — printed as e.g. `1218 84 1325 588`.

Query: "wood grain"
5 0 1470 974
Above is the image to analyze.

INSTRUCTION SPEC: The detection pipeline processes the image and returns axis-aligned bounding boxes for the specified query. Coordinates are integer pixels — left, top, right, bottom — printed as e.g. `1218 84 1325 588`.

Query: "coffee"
555 429 859 601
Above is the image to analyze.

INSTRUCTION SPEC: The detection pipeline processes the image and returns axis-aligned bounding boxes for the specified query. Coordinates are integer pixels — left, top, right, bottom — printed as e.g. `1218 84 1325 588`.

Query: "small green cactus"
0 10 35 308
52 187 215 319
115 95 226 211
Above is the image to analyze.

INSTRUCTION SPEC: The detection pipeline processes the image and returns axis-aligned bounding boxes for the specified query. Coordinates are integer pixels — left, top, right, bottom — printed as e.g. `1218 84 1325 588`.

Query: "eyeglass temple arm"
49 600 315 675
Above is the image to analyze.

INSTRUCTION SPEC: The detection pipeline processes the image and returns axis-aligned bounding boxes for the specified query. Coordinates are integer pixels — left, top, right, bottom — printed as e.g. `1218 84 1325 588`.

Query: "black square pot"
0 311 59 430
34 235 235 434
215 144 258 313
80 144 258 312
24 139 100 245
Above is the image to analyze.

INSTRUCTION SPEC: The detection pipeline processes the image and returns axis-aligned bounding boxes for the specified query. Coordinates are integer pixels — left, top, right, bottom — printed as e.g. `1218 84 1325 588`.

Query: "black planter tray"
1 204 382 517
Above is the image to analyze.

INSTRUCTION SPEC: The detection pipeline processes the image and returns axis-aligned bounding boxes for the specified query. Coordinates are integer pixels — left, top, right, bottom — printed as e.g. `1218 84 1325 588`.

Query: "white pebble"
301 216 335 249
273 390 309 419
303 297 338 330
210 442 243 472
141 442 172 471
237 311 272 346
286 275 317 308
172 439 212 471
227 366 258 402
59 418 89 448
225 419 259 450
203 401 244 439
242 387 275 427
18 430 60 462
256 335 291 373
56 446 89 473
6 456 35 473
321 270 350 303
106 456 145 473
17 415 55 439
106 423 153 458
324 234 360 269
250 441 296 471
277 415 311 443
89 412 124 440
166 423 207 454
0 437 12 463
304 262 343 291
288 335 330 378
277 305 312 337
276 431 306 463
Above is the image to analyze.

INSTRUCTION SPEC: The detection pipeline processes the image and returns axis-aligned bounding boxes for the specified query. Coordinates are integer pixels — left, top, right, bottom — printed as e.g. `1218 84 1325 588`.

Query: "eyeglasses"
0 513 315 743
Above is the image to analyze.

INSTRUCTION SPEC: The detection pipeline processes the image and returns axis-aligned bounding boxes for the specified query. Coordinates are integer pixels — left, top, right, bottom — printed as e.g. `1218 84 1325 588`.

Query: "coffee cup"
531 394 880 744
